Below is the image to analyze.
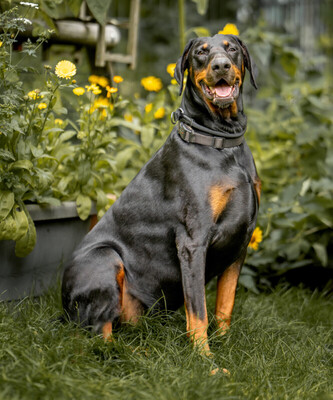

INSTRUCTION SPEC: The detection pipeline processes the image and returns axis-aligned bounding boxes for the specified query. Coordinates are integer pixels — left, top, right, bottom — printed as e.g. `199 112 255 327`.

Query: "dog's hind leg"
215 252 246 335
62 247 126 339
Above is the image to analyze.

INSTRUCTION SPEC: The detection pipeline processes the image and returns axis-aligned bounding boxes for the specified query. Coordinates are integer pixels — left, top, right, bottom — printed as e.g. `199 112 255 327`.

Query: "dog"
62 33 260 355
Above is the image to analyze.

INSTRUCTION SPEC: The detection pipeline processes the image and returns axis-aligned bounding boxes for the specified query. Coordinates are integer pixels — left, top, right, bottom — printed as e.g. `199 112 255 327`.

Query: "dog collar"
171 108 245 150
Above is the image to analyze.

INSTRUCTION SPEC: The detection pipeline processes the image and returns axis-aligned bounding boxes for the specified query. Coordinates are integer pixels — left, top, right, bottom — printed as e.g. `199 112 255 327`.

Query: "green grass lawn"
0 284 332 400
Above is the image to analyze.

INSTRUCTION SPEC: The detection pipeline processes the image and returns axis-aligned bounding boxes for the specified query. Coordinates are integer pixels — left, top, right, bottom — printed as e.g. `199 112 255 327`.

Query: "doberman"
62 34 260 355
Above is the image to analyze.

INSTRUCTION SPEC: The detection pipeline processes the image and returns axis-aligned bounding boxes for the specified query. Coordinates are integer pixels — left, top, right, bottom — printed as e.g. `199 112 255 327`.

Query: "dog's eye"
228 47 237 53
196 49 208 56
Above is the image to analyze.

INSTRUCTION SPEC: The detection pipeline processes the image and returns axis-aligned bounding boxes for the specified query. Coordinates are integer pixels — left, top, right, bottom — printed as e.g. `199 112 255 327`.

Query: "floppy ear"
231 36 258 89
174 39 195 96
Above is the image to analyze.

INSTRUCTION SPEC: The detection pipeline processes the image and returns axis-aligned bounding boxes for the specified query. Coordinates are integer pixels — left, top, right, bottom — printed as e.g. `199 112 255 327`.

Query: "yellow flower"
89 97 110 114
113 75 123 83
166 63 176 78
218 23 239 36
88 75 99 84
72 79 76 84
248 227 263 250
154 107 165 119
55 118 63 125
171 79 177 85
124 113 133 122
0 41 3 47
97 76 109 88
27 89 43 100
106 86 118 98
38 102 47 110
85 84 101 95
73 87 85 96
145 103 153 113
55 60 77 79
141 76 163 92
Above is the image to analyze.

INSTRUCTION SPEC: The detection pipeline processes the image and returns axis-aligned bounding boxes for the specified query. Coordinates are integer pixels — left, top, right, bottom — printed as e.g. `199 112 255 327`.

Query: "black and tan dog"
62 34 260 355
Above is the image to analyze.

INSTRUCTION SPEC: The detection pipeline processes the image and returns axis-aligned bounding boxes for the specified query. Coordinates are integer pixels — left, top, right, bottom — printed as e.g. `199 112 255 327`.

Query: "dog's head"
175 34 257 115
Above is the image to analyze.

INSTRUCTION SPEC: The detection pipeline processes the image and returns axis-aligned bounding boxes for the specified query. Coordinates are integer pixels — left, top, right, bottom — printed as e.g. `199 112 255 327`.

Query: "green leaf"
238 274 259 294
9 160 33 171
76 194 92 221
0 191 15 220
86 0 112 25
313 243 328 266
141 126 155 149
0 213 16 240
115 147 137 170
0 149 15 162
12 207 29 240
15 209 36 257
191 0 209 15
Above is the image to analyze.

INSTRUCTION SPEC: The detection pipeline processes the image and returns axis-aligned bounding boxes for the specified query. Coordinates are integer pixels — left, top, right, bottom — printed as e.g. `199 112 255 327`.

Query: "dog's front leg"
215 251 246 335
177 240 210 355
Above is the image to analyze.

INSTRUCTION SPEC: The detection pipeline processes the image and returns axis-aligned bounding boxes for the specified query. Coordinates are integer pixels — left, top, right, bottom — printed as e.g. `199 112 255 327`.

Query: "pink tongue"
214 83 233 98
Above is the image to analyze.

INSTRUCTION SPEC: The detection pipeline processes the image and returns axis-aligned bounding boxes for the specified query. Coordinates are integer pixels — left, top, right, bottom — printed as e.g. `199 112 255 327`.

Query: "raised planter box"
0 202 96 301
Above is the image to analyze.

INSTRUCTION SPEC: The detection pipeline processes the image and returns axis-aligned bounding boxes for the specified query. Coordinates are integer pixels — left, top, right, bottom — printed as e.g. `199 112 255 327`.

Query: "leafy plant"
243 23 333 287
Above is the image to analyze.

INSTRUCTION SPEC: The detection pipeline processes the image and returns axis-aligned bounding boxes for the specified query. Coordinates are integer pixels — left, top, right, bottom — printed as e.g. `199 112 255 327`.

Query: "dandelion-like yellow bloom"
97 76 109 88
171 79 178 85
88 75 99 84
145 103 153 113
113 75 123 83
85 84 102 95
218 23 239 36
0 41 3 47
55 60 77 79
166 63 176 78
124 113 133 122
55 118 63 125
27 89 44 100
141 76 162 92
89 97 110 114
106 86 118 98
154 107 165 119
73 87 85 96
38 102 47 110
248 227 263 250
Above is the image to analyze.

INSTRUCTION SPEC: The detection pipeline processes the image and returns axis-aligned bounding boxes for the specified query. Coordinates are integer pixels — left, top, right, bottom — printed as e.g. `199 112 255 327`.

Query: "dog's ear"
174 39 195 96
231 36 258 89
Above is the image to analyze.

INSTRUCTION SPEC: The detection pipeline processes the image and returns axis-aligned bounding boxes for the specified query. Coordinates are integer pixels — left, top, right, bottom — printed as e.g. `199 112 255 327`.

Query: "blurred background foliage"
0 0 332 290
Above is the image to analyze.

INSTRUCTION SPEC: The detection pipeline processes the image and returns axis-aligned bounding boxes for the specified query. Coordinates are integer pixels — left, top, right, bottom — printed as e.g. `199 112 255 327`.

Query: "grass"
0 283 332 400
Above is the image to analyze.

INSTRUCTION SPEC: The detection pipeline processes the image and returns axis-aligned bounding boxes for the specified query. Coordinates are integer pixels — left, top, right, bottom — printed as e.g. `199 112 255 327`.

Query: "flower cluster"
141 76 163 92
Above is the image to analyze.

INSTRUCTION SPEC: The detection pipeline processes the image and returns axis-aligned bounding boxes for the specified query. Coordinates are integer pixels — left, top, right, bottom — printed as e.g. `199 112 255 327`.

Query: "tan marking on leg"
187 310 211 356
184 301 190 335
121 278 143 324
116 263 125 308
215 258 243 335
209 184 234 223
102 321 113 342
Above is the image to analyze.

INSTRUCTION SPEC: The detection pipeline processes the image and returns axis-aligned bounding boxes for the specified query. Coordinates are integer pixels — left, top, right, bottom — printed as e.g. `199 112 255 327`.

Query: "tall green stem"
178 0 186 54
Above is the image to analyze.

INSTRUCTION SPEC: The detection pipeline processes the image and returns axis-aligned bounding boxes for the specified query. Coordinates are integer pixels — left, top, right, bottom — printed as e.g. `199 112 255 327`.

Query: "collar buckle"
178 122 194 143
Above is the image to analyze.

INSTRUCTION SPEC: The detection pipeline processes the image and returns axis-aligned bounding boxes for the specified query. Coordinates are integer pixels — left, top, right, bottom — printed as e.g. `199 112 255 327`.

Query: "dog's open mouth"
202 79 239 107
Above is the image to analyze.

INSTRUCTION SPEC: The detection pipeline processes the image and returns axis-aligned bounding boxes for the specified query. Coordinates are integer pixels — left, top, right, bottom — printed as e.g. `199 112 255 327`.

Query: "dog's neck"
180 82 247 135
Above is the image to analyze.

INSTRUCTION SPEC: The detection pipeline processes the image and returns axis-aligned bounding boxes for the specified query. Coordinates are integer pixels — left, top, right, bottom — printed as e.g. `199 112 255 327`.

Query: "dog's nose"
211 57 231 72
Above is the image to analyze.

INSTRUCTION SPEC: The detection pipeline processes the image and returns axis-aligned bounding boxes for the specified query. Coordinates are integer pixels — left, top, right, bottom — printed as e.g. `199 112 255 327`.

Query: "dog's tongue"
214 82 233 98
